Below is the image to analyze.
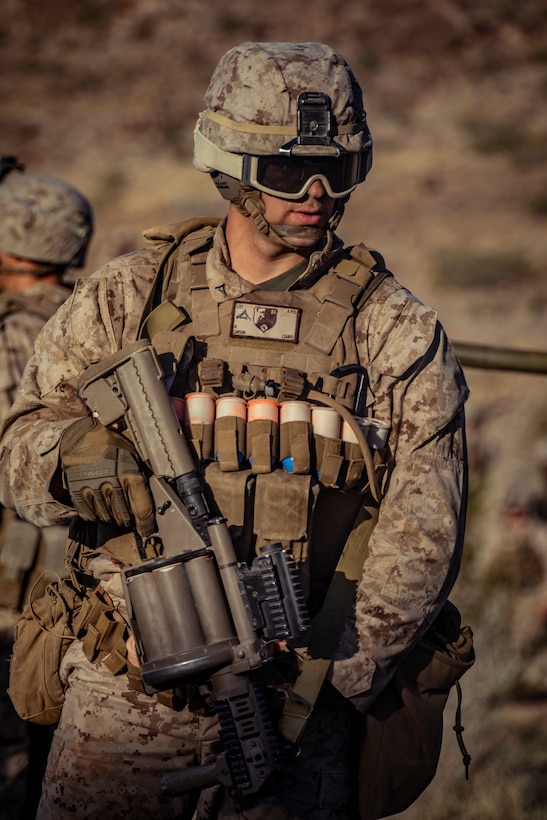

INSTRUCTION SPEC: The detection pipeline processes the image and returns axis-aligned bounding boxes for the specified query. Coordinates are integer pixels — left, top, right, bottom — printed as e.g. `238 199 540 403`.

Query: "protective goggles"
241 152 365 200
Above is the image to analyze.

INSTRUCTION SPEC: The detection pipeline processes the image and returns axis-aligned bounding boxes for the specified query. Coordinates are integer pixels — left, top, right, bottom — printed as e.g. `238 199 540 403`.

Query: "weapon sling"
279 490 379 745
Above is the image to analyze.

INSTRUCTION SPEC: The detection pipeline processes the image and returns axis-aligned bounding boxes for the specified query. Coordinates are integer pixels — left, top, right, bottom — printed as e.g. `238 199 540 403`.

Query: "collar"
205 219 346 302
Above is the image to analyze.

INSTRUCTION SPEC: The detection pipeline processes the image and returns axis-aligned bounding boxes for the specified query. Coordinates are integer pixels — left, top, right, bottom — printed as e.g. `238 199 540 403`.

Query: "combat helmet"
0 171 93 269
194 42 373 247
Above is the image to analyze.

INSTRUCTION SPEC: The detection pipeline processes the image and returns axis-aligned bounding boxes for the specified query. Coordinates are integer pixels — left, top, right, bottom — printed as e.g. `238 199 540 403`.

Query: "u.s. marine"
0 42 468 820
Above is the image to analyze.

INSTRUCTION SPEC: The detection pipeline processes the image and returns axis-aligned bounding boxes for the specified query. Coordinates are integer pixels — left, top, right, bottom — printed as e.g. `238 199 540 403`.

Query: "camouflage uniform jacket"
0 219 469 713
0 281 70 425
0 281 71 613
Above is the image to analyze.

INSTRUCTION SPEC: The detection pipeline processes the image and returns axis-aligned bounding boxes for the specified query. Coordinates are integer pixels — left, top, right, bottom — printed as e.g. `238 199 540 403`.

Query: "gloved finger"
122 474 156 538
81 485 117 524
102 484 134 530
70 488 99 522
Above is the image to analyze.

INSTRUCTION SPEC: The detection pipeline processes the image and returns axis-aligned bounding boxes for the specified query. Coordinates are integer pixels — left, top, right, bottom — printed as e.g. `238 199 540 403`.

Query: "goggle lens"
251 154 362 199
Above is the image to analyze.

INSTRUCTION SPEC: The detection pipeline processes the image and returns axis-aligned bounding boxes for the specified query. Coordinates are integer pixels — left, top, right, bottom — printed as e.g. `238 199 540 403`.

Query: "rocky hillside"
3 1 547 815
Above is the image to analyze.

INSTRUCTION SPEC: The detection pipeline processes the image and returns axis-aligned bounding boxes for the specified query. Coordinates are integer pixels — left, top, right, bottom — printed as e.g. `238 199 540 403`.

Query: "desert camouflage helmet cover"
0 172 93 268
194 41 372 173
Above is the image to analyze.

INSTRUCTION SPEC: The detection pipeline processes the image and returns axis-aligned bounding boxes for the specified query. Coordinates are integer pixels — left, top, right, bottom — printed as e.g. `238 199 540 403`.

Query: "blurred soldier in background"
0 156 93 819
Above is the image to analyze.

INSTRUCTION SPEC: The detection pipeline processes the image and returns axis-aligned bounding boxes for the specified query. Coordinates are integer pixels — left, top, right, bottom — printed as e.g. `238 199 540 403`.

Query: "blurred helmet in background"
0 171 93 268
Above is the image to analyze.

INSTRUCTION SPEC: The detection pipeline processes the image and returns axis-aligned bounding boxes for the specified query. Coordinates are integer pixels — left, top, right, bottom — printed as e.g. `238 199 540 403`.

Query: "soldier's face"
261 180 336 249
0 251 57 291
0 251 29 291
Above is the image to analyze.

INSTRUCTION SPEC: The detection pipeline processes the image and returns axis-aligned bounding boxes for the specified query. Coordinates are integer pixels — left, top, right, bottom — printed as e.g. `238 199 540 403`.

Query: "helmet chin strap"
232 184 346 250
270 223 325 242
0 264 60 277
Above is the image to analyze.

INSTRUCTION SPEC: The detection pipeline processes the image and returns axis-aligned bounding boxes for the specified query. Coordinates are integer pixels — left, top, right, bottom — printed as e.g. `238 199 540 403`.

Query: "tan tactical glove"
60 416 156 538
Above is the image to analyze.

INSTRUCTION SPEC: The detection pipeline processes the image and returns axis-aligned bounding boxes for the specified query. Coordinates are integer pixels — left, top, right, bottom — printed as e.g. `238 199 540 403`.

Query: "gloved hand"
60 416 156 537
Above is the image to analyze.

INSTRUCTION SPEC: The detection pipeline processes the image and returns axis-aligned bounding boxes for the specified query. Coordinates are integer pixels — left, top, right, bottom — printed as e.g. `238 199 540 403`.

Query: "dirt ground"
3 0 547 815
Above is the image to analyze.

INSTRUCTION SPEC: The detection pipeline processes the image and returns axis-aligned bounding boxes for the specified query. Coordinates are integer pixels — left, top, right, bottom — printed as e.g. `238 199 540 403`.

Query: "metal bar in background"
453 342 547 374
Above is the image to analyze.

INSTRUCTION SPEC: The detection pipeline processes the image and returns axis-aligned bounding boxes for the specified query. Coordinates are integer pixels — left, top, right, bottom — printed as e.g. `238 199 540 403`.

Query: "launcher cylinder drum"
123 548 239 691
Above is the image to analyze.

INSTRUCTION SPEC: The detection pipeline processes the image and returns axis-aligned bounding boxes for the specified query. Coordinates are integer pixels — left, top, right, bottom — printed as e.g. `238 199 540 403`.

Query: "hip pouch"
8 576 85 725
358 600 475 819
9 573 131 725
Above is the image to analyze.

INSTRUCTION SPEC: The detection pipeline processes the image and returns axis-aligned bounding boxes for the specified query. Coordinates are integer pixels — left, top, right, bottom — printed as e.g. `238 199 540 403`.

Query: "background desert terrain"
3 0 547 816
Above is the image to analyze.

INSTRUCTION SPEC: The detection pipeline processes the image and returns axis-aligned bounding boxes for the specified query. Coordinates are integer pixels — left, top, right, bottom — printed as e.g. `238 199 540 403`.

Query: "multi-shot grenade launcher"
77 339 311 796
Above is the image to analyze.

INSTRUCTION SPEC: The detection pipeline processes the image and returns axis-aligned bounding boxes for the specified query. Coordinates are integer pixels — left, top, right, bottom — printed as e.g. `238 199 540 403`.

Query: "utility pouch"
247 418 279 474
214 414 246 472
185 421 214 463
314 417 388 492
280 419 311 475
253 471 316 569
341 441 366 489
314 433 343 488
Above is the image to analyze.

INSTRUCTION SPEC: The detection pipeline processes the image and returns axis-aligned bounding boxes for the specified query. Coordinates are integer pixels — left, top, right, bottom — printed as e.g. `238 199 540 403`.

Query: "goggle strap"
194 130 244 179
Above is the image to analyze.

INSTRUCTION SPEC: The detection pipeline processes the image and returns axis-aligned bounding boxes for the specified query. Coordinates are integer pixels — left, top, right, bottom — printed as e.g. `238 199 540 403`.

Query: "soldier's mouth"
291 210 325 226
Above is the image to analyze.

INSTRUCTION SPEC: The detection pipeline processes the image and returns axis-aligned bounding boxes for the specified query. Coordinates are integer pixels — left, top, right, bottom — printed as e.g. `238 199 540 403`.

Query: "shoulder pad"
142 217 221 249
349 242 383 271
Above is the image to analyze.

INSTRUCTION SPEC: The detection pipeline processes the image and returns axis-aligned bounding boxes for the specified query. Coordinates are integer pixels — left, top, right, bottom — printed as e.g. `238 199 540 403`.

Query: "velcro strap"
95 613 123 651
349 243 381 271
81 613 126 658
320 373 349 399
81 623 101 658
331 256 364 278
344 457 365 489
142 300 188 338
